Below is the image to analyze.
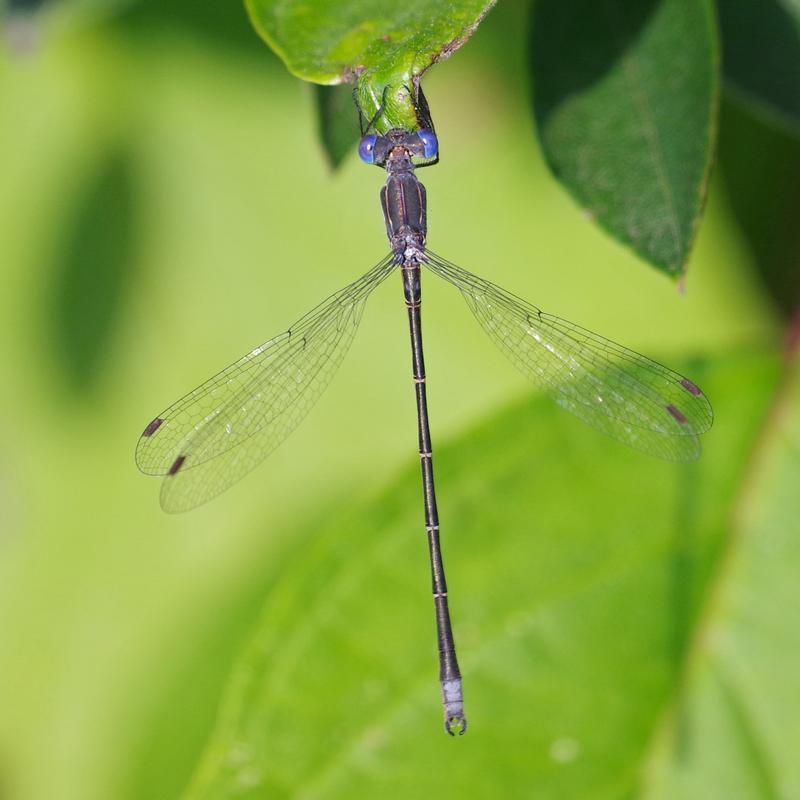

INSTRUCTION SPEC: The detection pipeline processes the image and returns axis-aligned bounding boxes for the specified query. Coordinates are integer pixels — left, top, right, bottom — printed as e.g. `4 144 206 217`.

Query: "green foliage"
183 353 798 798
643 362 800 799
314 84 362 169
1 4 798 800
49 146 138 394
244 0 800 283
245 0 496 130
718 100 800 317
531 0 718 277
718 0 800 134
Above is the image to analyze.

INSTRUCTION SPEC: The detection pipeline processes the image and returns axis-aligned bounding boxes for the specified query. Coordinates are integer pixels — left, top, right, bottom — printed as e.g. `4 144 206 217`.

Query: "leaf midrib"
608 0 682 265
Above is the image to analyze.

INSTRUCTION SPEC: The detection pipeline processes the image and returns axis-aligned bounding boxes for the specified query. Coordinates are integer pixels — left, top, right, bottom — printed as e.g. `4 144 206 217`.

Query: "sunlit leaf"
245 0 496 129
641 353 800 799
183 352 793 799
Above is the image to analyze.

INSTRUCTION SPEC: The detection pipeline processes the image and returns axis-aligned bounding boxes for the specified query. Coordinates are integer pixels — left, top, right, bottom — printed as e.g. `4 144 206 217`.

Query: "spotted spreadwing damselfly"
137 86 713 735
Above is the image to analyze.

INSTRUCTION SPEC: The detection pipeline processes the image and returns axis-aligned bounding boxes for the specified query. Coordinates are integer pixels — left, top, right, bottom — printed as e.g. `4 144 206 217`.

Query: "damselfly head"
357 128 439 167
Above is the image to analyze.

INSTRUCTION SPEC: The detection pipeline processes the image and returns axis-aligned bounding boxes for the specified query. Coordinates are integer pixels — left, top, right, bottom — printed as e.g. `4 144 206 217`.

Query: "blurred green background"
1 2 798 799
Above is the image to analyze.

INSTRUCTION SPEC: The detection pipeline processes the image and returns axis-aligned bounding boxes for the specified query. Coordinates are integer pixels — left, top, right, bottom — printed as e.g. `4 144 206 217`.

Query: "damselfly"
137 87 713 735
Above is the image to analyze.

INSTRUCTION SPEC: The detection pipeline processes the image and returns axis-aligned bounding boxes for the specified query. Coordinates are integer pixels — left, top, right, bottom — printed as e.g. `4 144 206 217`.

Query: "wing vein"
424 250 712 462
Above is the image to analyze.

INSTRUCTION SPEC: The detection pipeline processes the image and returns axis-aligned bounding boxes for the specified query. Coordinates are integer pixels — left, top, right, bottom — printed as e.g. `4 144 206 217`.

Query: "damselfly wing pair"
137 94 712 735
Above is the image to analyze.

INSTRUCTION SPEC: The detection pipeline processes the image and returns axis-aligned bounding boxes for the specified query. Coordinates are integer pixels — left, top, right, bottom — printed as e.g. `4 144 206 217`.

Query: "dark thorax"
379 142 428 266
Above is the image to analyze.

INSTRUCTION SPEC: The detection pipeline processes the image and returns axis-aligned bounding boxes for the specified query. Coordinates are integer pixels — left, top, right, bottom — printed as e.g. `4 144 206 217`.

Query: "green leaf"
48 146 138 395
718 99 800 318
641 355 800 798
244 0 497 130
314 84 361 170
182 350 797 798
531 0 719 277
717 0 800 135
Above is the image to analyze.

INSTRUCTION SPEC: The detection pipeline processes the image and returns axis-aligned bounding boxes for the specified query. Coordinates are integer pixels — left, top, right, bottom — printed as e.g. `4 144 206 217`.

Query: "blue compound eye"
417 129 438 159
358 134 378 164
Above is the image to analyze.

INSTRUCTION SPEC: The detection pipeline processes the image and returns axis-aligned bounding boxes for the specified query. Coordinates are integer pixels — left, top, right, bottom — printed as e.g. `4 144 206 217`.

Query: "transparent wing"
136 255 395 512
425 251 713 461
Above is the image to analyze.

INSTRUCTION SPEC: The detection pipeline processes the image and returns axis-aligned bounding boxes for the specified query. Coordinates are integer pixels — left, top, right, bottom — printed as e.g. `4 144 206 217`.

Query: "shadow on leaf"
47 146 138 396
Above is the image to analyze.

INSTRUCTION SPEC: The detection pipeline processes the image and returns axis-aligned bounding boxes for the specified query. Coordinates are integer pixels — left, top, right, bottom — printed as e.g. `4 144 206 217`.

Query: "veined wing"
136 255 395 511
425 251 712 462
